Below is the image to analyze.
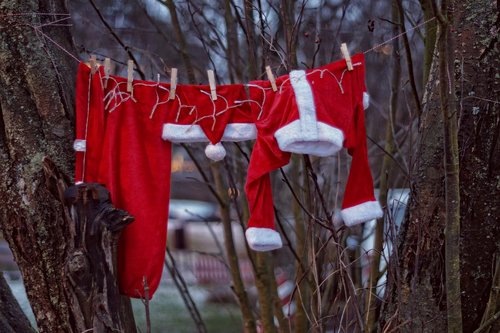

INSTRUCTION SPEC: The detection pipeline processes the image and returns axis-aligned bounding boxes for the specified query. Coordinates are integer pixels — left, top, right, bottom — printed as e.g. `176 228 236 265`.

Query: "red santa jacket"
244 53 383 251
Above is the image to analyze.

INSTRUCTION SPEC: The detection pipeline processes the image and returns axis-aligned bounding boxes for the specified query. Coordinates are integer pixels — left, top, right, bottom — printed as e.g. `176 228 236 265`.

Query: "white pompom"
205 142 226 161
363 92 370 110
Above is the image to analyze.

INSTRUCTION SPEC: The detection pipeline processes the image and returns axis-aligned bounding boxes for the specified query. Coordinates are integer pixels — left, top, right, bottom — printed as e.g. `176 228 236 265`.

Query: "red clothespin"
266 65 278 92
127 60 134 93
207 70 217 101
340 43 353 71
89 55 98 74
104 57 111 88
169 68 178 100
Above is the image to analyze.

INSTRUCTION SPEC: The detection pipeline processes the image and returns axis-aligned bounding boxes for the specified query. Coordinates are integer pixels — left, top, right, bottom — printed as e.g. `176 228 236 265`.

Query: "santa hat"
162 83 256 160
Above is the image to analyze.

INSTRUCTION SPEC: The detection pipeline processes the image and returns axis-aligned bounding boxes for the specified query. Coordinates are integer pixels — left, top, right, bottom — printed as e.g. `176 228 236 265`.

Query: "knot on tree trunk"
62 182 135 332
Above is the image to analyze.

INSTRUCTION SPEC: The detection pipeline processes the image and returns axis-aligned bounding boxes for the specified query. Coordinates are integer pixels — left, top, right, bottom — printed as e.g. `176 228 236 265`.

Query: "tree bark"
165 0 196 83
0 273 35 333
61 181 136 333
437 1 463 331
243 0 258 80
0 1 137 331
454 0 500 331
420 0 437 85
476 256 500 333
210 162 258 333
380 10 447 333
381 0 499 331
365 3 401 331
0 1 77 331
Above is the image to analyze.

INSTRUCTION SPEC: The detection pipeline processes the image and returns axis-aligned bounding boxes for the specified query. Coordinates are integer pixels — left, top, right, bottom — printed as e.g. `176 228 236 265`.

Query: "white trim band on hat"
340 201 384 227
73 139 87 152
245 227 283 252
274 120 344 157
162 123 257 143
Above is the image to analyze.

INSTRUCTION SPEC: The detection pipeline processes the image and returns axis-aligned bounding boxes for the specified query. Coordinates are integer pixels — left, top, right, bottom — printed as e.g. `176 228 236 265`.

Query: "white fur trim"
274 120 344 156
290 70 319 140
205 143 226 161
245 227 283 251
220 123 257 141
162 124 207 142
162 123 256 143
340 201 383 227
363 92 370 110
73 139 87 152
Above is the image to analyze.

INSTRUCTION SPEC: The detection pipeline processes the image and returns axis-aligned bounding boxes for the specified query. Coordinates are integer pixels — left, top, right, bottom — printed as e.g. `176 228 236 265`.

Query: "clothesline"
363 16 436 54
0 12 70 17
5 11 436 73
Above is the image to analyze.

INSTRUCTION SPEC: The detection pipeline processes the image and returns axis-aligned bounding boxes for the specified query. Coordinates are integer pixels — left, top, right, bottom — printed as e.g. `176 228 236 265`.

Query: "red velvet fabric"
75 63 105 183
245 54 377 233
165 83 255 144
75 64 172 298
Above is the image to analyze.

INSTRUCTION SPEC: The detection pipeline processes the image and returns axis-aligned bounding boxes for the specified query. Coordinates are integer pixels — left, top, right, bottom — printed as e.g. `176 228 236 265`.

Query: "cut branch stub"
63 183 135 332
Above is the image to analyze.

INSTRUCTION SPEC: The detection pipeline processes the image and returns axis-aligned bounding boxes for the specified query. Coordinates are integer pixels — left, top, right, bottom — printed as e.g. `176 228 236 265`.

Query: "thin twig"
88 0 145 79
165 248 208 333
142 277 151 333
395 0 422 117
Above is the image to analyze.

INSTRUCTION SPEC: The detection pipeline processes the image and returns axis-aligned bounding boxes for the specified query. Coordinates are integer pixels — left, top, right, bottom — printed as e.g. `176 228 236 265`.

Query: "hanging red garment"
161 83 257 161
244 54 383 251
74 63 172 298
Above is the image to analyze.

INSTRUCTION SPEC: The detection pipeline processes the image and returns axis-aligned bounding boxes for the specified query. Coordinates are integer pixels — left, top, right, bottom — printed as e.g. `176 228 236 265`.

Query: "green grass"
6 267 244 333
131 284 243 333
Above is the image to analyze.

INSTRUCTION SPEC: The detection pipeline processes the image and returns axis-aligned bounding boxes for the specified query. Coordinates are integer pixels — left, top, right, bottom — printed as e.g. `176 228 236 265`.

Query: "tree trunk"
0 1 77 331
365 3 401 331
0 273 35 333
437 2 463 331
381 0 499 331
165 0 196 83
454 0 500 331
381 36 447 333
210 162 258 333
0 1 137 331
420 0 437 85
60 180 137 333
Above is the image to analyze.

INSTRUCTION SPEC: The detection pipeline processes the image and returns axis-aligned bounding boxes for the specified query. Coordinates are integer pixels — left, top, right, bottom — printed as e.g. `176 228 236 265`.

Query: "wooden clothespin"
207 70 217 101
89 55 98 74
169 68 178 100
266 65 278 92
340 43 353 71
104 57 111 88
127 60 134 93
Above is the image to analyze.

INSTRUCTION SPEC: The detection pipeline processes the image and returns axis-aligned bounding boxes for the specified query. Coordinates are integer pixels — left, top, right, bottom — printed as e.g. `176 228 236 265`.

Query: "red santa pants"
75 63 172 298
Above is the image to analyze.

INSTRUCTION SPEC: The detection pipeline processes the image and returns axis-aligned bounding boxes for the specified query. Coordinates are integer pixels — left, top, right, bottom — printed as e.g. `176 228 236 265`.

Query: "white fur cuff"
274 120 344 156
73 139 87 152
340 201 383 227
363 92 370 110
245 227 283 252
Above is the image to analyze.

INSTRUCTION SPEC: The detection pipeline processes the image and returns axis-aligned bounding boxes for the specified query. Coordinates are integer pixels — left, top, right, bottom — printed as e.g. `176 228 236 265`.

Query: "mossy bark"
0 1 137 331
0 1 77 331
381 0 499 331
